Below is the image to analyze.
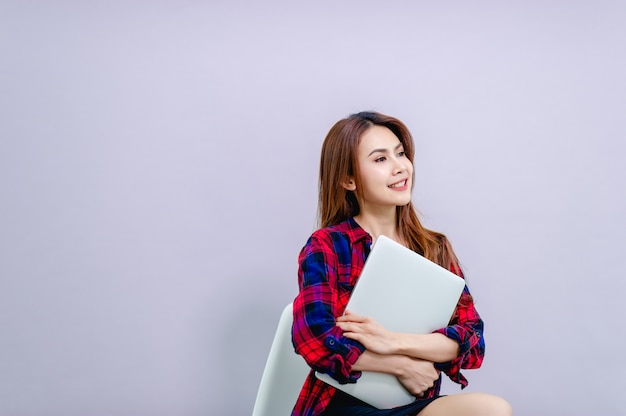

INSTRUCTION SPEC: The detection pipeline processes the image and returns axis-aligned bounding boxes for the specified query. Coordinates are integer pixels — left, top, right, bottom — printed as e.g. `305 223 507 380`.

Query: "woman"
291 112 512 416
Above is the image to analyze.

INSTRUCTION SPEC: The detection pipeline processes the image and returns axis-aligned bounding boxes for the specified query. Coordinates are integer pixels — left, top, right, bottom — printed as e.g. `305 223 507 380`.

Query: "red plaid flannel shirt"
291 218 485 416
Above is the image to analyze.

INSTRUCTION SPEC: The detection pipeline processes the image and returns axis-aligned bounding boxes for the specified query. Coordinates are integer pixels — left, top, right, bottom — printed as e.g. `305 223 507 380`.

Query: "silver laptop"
315 235 465 409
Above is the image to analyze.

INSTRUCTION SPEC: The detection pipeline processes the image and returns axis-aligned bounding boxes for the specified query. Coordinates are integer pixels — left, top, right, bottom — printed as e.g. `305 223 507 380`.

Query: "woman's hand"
396 356 440 397
336 311 399 355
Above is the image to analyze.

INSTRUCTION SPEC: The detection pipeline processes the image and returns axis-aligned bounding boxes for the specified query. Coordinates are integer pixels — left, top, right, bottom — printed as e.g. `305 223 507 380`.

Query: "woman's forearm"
394 332 460 363
336 311 461 363
350 349 442 397
351 350 406 376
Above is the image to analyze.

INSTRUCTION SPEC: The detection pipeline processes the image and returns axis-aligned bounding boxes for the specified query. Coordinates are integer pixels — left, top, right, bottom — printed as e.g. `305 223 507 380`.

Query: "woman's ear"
342 178 356 191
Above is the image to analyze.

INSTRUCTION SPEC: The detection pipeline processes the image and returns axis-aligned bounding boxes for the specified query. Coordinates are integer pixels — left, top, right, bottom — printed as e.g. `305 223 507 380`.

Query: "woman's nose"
393 158 407 173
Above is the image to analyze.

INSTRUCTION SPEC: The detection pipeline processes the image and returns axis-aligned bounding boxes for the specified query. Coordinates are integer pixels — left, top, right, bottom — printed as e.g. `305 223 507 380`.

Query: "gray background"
1 1 624 415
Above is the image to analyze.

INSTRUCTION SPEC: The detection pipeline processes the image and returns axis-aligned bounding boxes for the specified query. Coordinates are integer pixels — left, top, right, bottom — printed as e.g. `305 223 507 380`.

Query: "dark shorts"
323 389 441 416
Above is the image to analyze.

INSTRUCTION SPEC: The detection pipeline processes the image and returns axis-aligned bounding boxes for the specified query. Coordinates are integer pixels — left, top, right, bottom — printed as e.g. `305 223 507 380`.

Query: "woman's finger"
337 311 368 322
336 321 364 333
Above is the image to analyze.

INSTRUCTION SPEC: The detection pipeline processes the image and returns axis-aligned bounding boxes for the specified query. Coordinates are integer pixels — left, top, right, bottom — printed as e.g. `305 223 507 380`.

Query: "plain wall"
1 1 624 415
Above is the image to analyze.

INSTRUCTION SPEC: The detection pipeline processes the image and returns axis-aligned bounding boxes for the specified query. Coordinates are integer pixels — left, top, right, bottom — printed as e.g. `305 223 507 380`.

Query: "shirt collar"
345 217 372 244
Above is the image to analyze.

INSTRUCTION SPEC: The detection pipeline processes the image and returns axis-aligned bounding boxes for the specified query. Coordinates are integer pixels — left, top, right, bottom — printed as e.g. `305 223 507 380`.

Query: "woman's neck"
354 209 403 245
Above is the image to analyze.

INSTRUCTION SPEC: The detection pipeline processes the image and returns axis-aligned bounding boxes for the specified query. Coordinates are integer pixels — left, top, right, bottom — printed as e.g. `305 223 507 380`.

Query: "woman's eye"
398 151 405 157
375 156 386 163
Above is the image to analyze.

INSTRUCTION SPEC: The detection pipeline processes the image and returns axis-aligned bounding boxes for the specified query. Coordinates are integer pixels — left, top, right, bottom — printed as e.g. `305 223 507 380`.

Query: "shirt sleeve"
433 266 485 388
291 232 366 384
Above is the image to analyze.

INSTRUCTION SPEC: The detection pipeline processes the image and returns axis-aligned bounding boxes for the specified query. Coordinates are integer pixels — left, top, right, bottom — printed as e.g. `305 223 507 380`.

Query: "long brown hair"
318 111 461 272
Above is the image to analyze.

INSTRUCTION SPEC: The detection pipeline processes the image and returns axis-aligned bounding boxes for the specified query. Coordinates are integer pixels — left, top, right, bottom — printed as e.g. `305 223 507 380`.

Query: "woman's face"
351 125 413 213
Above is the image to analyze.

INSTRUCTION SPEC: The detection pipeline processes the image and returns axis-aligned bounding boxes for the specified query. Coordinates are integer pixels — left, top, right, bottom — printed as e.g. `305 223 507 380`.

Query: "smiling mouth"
388 180 407 189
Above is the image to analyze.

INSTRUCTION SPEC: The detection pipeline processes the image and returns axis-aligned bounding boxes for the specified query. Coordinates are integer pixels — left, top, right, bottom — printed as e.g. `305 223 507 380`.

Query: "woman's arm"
292 232 366 384
431 285 484 387
337 283 485 388
350 350 440 397
336 311 460 362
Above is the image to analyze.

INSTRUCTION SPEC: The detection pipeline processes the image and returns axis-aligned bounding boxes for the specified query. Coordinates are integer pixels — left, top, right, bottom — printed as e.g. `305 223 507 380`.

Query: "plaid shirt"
291 218 485 416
